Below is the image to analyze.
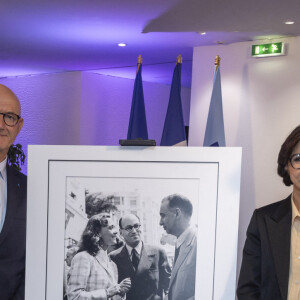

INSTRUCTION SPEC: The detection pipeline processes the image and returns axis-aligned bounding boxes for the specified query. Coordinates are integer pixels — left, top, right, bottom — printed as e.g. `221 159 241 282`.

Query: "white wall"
189 36 300 286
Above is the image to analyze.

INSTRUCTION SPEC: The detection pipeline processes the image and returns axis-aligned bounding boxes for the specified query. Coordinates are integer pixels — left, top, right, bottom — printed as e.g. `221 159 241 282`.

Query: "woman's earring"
99 237 104 248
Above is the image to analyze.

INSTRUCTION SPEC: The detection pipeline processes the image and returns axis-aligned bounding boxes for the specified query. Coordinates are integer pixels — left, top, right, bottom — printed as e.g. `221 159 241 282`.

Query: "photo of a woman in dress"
67 214 131 300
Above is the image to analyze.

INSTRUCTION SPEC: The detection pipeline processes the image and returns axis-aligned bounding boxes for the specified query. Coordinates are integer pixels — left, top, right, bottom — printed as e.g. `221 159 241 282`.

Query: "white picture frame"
25 146 242 300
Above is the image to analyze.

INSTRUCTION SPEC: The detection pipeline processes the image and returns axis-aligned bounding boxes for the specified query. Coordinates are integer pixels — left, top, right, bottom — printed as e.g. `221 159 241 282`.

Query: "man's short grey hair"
163 194 193 217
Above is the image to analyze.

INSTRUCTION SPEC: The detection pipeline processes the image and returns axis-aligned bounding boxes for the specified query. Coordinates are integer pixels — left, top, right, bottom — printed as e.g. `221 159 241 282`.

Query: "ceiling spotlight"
118 43 127 47
284 21 295 25
200 32 206 35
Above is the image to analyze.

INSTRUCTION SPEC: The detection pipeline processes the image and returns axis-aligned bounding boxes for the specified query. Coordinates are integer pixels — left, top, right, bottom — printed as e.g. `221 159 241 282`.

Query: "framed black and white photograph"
26 146 242 300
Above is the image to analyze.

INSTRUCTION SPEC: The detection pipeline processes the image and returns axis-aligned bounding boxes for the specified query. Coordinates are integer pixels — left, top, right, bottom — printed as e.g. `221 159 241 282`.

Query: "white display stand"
26 146 242 300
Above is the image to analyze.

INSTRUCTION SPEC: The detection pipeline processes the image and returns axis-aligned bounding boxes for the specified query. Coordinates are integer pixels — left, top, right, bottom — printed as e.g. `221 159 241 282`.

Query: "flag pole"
137 55 142 73
160 54 186 146
203 54 225 146
120 54 156 145
215 55 221 70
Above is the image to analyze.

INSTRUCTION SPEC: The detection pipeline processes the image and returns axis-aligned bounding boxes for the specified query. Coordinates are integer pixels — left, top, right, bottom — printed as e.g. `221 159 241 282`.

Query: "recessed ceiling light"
200 32 206 35
285 21 295 25
118 43 127 47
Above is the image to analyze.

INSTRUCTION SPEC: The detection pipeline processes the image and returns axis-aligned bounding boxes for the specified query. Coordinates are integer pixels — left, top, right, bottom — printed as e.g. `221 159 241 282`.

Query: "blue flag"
160 62 186 146
127 64 148 139
203 65 226 147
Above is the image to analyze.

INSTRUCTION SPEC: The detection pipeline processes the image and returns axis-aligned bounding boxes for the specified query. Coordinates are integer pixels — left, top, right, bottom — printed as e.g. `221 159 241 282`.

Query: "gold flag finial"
137 55 143 64
177 54 182 64
215 55 221 68
137 55 142 73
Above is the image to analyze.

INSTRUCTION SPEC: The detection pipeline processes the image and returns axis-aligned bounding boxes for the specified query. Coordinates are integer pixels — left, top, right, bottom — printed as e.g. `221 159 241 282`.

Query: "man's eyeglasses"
289 153 300 169
0 112 21 127
123 224 141 232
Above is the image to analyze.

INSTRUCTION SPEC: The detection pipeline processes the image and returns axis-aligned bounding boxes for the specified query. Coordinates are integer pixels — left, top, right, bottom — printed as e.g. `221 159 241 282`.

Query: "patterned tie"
132 248 139 271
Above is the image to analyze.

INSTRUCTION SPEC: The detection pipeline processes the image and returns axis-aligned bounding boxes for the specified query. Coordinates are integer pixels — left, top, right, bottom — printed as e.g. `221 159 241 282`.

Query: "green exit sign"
252 42 285 57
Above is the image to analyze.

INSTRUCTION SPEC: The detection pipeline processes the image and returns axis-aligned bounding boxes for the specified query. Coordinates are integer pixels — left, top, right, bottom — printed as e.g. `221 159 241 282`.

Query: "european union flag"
127 63 148 140
203 62 225 147
160 58 186 146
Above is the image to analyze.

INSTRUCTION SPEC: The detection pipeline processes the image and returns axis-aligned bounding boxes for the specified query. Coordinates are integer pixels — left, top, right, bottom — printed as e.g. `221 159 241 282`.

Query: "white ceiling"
1 0 299 87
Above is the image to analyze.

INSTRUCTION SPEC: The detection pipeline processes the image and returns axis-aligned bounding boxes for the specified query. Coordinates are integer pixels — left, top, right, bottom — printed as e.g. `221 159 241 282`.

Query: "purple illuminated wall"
0 72 82 174
81 72 190 145
0 71 191 174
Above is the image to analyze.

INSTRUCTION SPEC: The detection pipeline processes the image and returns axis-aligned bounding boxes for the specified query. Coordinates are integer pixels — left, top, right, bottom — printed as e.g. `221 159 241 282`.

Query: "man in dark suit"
237 125 300 300
159 194 197 300
0 84 26 300
110 213 171 300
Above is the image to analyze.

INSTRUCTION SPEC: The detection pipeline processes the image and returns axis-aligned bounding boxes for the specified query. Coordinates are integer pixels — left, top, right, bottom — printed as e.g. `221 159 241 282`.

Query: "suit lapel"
0 165 20 245
135 244 152 277
120 245 135 276
265 197 291 300
169 229 195 288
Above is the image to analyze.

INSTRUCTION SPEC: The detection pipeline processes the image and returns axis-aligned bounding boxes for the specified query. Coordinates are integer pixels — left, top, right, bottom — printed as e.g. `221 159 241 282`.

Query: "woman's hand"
106 278 131 298
119 277 131 294
106 285 121 298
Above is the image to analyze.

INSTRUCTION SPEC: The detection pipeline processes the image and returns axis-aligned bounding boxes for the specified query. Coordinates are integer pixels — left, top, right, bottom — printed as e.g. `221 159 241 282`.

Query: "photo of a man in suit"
110 213 171 300
0 84 26 300
159 194 197 300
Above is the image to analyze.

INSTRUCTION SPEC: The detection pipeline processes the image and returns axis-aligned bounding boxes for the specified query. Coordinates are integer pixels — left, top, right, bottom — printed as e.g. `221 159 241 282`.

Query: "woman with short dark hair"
237 125 300 300
278 125 300 186
67 214 131 300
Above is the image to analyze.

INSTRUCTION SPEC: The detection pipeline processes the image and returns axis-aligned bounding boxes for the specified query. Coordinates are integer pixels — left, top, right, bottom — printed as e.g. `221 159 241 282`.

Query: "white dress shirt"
0 157 7 233
288 194 300 300
125 241 142 261
175 226 192 249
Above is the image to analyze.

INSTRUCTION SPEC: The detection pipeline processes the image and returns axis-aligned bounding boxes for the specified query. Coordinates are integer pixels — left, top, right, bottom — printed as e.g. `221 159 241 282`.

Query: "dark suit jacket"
167 227 197 300
109 243 171 300
237 195 292 300
0 165 27 300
